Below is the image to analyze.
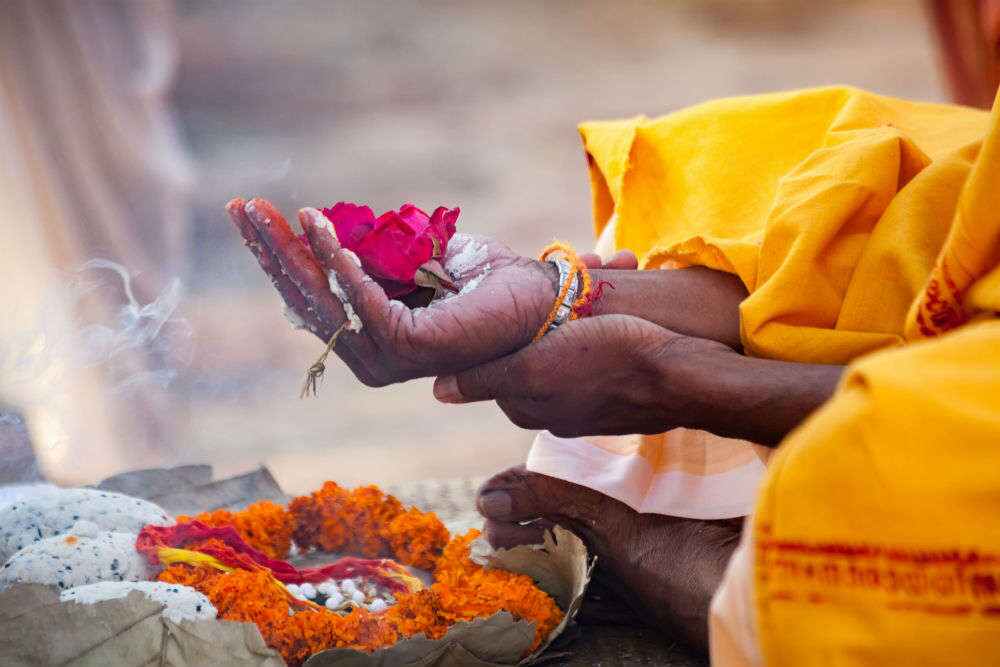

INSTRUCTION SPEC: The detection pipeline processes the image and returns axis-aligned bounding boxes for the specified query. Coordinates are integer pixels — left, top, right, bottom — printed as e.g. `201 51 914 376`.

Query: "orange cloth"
710 86 1000 666
531 86 992 520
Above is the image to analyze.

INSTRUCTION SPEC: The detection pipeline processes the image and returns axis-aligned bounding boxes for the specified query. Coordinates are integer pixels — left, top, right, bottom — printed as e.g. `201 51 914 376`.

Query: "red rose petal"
321 202 376 249
320 201 459 297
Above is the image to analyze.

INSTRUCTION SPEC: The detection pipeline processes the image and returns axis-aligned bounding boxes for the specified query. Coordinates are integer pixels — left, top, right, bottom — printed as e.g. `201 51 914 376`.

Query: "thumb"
433 351 538 404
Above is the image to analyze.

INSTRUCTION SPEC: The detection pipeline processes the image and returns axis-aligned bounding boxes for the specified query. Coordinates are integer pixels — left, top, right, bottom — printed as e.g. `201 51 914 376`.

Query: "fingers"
299 206 342 267
433 365 508 404
226 198 327 336
244 198 346 331
230 198 378 386
301 207 406 348
604 250 638 270
299 207 385 370
581 250 637 270
434 346 544 404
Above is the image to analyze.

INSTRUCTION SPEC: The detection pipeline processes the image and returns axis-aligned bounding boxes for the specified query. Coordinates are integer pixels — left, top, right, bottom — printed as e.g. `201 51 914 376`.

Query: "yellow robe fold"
580 86 991 363
583 85 1000 664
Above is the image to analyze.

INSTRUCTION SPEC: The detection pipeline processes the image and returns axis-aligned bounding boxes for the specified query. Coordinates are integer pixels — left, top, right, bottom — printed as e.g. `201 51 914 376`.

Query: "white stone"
1 530 152 591
299 582 317 599
0 488 171 562
61 581 217 623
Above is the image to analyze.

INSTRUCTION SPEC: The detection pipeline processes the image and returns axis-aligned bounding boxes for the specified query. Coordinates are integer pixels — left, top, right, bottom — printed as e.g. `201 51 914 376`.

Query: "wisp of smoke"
0 258 191 400
0 259 191 483
73 259 191 394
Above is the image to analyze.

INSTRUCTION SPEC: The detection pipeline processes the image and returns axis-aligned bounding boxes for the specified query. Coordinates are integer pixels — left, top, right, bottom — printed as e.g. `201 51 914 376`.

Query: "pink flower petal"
321 203 376 249
395 203 430 228
320 201 459 297
427 206 459 258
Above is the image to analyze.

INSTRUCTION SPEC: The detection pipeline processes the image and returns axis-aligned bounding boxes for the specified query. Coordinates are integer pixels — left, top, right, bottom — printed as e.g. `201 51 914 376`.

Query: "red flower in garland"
321 202 460 297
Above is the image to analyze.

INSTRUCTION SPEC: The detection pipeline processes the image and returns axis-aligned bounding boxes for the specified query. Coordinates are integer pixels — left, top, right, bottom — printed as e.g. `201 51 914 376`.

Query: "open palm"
227 198 558 387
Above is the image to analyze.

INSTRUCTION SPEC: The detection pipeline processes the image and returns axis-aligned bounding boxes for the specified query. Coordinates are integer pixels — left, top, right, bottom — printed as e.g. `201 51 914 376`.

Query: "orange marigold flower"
159 562 400 666
432 530 562 649
435 528 482 576
384 589 450 639
289 482 410 558
178 500 292 560
288 481 352 552
157 562 226 592
383 508 449 570
341 486 404 557
154 485 563 663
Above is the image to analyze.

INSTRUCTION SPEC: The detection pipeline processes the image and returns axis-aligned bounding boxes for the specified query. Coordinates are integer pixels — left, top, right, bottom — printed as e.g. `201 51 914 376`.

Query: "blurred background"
0 0 996 494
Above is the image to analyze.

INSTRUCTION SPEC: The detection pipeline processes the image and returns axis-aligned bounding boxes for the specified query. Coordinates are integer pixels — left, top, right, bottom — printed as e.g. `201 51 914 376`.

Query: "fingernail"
478 490 512 518
433 375 464 403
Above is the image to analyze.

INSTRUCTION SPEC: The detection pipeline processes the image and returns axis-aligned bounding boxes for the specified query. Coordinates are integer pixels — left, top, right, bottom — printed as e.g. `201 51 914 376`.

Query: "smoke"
70 259 191 394
1 259 190 393
0 259 192 482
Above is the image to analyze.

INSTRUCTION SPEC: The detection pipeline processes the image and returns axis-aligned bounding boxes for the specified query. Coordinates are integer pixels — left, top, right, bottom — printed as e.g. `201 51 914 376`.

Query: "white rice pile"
286 576 396 614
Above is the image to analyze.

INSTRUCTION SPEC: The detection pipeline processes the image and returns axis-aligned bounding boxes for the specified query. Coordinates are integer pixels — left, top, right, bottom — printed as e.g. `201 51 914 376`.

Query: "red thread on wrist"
572 279 614 318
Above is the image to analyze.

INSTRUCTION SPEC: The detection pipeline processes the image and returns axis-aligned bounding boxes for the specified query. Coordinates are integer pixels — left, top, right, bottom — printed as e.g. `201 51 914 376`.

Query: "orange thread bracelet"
532 242 592 342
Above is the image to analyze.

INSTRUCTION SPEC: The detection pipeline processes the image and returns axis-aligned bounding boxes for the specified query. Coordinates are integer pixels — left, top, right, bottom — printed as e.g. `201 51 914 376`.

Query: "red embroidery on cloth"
755 528 1000 618
916 261 969 337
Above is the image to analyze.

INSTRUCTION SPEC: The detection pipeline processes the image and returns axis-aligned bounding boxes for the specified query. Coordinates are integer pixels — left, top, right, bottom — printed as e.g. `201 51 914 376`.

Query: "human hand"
227 197 561 386
432 314 734 437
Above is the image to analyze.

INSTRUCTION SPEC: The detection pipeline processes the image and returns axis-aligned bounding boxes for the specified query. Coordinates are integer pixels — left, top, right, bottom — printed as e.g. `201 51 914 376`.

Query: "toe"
476 466 538 521
476 466 609 527
483 518 553 550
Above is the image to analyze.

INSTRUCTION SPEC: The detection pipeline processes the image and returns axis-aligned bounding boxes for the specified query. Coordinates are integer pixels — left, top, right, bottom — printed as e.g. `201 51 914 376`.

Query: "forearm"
670 348 845 446
589 267 747 350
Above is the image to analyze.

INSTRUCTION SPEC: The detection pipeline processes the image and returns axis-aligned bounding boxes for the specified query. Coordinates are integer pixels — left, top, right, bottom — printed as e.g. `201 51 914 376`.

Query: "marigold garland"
385 507 452 570
153 483 563 666
178 500 293 560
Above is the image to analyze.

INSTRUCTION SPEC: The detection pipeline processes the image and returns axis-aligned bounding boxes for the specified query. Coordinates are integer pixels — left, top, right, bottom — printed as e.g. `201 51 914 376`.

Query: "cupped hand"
432 314 734 437
227 197 562 386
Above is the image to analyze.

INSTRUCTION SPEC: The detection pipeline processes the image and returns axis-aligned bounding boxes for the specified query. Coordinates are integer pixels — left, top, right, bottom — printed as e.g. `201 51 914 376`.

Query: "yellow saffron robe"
580 86 1000 664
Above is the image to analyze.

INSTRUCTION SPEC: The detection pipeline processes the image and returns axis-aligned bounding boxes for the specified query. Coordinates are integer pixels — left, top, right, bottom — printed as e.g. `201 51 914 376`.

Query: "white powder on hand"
457 264 491 295
283 305 307 330
61 581 218 623
445 235 488 279
434 263 491 303
309 208 336 237
341 249 362 267
327 270 363 332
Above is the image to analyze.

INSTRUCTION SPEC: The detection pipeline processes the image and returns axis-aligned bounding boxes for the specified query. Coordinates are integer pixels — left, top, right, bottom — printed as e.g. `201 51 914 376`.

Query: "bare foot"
477 466 741 653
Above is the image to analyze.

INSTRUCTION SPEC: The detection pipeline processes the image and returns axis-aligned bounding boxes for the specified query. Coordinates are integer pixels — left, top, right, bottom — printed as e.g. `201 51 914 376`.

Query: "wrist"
524 259 562 337
649 338 743 433
673 350 845 446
